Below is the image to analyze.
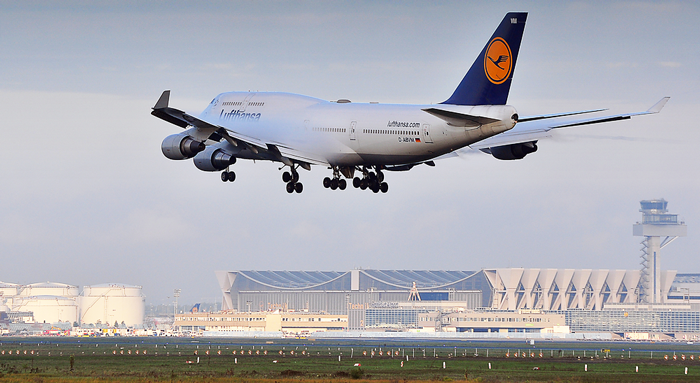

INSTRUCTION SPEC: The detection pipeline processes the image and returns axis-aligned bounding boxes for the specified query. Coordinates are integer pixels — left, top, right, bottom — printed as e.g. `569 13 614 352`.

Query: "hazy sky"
1 1 698 305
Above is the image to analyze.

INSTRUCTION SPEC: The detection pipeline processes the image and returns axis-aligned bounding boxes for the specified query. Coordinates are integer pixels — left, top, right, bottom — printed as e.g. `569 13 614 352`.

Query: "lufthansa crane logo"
484 37 512 85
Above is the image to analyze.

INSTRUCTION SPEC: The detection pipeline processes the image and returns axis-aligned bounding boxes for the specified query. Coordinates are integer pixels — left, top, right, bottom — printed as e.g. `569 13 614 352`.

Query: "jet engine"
489 141 538 160
193 146 236 171
161 134 205 160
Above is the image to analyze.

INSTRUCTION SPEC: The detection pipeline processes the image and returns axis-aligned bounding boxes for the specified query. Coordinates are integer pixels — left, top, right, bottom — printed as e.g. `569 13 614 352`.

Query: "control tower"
633 199 687 304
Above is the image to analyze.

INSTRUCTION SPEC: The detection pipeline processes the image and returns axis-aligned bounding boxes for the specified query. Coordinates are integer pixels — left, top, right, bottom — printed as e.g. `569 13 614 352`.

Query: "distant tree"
72 321 78 328
114 321 118 328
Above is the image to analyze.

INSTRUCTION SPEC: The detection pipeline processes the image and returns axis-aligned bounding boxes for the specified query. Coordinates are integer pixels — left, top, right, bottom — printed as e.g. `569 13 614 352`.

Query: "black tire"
282 171 291 183
295 182 303 193
221 172 228 182
377 171 384 182
372 185 379 193
368 171 376 181
380 182 388 193
330 179 338 190
339 179 347 190
323 177 331 188
228 172 236 182
292 172 299 183
286 182 295 193
360 179 368 190
353 177 361 188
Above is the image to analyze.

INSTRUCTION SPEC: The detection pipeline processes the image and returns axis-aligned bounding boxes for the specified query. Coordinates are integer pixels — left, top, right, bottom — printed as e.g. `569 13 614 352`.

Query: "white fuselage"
200 92 517 167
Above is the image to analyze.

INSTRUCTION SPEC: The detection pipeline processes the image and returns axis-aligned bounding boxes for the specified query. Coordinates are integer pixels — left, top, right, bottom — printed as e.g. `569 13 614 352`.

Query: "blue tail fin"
442 12 527 106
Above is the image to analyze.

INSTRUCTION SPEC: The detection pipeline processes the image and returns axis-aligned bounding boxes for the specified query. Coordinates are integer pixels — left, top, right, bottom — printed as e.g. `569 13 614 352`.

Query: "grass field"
1 337 700 382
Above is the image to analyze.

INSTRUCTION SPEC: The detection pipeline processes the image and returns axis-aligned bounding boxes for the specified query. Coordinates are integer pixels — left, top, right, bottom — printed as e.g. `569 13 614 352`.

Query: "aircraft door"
240 93 256 112
349 121 357 140
422 124 433 143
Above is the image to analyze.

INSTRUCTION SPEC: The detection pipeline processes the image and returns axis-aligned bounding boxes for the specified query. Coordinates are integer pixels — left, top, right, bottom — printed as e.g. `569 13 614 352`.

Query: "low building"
418 309 568 334
175 311 348 335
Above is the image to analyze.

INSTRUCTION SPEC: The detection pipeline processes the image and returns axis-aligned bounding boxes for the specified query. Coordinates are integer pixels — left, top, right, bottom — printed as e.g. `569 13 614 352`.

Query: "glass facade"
364 308 429 328
557 310 700 333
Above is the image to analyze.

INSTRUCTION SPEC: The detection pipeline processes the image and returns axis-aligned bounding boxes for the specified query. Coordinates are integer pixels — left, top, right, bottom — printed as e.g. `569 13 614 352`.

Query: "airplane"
152 12 668 194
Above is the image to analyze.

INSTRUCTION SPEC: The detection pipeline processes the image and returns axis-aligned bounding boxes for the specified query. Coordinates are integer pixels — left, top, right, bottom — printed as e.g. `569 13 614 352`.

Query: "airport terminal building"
216 270 488 330
216 269 700 336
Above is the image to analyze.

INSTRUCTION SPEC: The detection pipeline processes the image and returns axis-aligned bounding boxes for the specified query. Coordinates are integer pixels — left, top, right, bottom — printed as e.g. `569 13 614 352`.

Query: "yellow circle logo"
484 37 512 85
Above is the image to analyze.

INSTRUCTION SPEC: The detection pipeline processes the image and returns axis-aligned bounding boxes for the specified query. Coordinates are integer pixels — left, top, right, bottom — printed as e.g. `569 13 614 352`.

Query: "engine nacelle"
161 134 205 160
193 146 236 171
489 141 538 160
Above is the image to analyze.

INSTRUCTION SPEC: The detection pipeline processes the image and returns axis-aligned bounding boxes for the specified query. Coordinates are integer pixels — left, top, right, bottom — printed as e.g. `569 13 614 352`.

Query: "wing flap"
274 144 330 167
517 108 606 123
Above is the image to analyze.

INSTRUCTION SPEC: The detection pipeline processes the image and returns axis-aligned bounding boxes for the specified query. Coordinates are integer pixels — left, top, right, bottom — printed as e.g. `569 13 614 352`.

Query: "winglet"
647 97 670 114
153 90 170 110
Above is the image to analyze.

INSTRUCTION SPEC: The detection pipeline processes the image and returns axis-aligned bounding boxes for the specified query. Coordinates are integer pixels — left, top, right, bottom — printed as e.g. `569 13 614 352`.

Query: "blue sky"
1 1 698 305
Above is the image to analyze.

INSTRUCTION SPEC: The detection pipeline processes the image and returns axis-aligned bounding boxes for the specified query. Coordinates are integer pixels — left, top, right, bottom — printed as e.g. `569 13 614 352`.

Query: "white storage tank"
79 284 145 326
0 282 20 300
19 282 79 298
12 295 78 324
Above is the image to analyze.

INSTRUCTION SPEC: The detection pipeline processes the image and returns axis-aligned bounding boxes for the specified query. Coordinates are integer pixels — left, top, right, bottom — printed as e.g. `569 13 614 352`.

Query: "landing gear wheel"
221 171 235 182
323 177 331 188
292 172 299 183
353 177 361 188
294 182 303 193
380 182 388 193
282 171 292 183
360 179 368 190
330 178 338 190
338 179 347 190
372 184 380 193
286 182 295 193
377 171 385 183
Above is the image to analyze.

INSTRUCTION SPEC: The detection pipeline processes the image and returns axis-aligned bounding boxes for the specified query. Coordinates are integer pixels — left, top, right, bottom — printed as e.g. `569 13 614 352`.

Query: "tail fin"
442 12 527 106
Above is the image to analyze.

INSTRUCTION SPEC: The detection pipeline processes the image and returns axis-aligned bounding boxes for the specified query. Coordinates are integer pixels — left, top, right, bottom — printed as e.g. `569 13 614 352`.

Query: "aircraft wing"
152 90 329 167
469 97 669 150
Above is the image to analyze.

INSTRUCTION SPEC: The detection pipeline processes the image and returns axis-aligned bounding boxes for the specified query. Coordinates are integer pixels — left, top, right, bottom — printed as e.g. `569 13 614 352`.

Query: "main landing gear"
323 166 388 193
353 167 388 193
220 167 236 182
322 167 347 190
282 167 303 193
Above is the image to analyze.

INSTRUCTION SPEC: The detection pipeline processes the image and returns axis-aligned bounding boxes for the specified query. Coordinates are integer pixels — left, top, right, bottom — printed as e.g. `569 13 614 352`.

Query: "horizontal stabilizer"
422 108 500 127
